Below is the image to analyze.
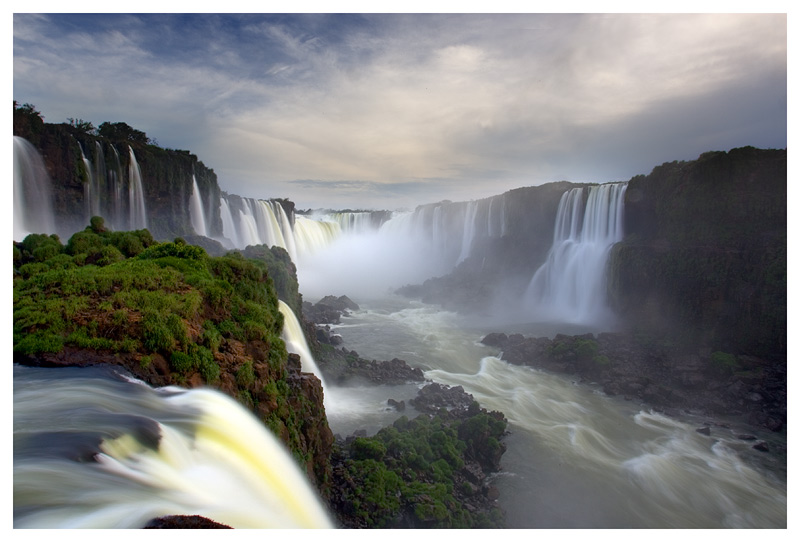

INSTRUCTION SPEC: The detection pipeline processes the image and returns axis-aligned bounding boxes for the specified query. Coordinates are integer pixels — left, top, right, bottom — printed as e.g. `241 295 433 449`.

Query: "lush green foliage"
13 222 285 385
335 410 506 528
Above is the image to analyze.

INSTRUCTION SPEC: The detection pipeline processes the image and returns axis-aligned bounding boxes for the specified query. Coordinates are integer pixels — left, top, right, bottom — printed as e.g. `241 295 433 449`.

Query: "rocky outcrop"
328 383 507 528
317 347 425 385
303 295 360 325
144 515 232 529
483 331 786 432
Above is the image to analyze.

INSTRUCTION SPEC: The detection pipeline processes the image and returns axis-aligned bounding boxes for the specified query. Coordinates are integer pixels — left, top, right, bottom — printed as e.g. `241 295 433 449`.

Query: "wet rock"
481 333 508 348
144 515 232 529
696 426 711 436
753 441 770 453
387 399 406 411
411 383 475 414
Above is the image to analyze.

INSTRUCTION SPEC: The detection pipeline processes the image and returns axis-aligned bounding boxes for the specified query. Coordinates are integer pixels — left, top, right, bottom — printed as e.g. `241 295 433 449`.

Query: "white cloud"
13 13 787 209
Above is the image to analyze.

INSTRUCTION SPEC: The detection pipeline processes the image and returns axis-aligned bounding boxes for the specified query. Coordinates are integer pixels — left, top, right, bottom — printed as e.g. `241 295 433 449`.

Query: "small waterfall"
457 201 480 264
78 143 100 222
524 182 628 324
189 175 208 237
13 365 333 528
13 137 55 241
278 301 329 395
127 147 147 230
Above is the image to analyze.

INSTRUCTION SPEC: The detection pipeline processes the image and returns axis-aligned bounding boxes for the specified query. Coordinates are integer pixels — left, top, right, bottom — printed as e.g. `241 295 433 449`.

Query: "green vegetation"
334 409 506 528
13 219 285 384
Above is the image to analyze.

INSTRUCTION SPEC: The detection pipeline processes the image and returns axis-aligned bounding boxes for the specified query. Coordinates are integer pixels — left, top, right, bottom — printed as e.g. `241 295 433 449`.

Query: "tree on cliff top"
98 121 150 145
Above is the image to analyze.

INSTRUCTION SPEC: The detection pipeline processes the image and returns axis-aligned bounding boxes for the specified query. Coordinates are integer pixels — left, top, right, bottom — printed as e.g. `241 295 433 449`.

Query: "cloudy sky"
12 8 788 210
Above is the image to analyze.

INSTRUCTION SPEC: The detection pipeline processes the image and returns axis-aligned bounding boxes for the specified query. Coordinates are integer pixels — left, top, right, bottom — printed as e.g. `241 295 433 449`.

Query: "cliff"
13 222 334 491
14 104 222 241
608 147 786 360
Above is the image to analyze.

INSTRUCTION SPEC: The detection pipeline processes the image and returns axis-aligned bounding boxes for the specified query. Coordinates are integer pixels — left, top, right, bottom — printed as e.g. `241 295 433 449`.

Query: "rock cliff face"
13 231 334 492
14 105 222 241
608 147 786 360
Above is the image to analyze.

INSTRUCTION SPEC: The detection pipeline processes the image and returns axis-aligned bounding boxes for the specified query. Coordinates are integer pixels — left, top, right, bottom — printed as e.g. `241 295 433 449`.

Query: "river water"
322 295 787 529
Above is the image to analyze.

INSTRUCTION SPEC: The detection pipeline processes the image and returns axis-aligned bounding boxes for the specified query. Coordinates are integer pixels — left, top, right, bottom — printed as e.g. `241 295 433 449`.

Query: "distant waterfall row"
379 195 508 269
78 139 147 232
13 136 147 240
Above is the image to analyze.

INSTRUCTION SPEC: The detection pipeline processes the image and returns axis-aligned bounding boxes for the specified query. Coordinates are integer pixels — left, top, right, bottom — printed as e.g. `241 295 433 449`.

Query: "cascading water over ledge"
13 136 55 241
524 182 627 325
13 365 333 529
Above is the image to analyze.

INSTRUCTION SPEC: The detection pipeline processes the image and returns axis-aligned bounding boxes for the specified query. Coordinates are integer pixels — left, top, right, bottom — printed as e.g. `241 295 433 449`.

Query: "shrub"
236 361 256 389
351 437 387 461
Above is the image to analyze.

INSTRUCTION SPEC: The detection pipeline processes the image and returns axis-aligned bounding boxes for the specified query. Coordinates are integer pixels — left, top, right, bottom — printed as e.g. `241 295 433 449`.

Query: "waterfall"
78 143 100 222
293 215 342 255
276 203 298 261
13 137 55 241
189 175 209 237
524 182 628 324
219 197 241 248
457 201 480 264
127 147 147 230
13 365 333 528
278 301 328 395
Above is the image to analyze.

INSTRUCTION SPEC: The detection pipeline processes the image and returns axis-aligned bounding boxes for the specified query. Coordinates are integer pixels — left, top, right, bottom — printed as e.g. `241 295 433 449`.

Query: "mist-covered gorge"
13 105 786 528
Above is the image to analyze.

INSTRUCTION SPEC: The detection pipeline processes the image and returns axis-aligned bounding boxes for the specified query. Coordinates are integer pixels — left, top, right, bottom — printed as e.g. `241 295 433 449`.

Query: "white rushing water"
278 300 329 393
127 146 148 230
525 182 627 324
322 296 787 528
13 136 55 241
13 365 333 529
13 300 340 528
189 175 209 237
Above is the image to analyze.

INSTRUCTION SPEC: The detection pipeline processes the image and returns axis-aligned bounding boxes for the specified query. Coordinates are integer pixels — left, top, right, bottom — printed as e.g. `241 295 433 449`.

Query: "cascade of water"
277 301 329 395
127 147 147 230
219 197 240 248
13 137 55 241
78 143 100 223
109 146 126 231
275 203 298 261
189 175 209 237
457 201 480 264
524 182 628 324
293 215 342 256
13 365 333 528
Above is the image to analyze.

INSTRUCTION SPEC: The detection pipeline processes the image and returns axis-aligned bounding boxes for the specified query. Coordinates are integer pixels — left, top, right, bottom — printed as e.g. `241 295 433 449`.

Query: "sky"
11 5 789 211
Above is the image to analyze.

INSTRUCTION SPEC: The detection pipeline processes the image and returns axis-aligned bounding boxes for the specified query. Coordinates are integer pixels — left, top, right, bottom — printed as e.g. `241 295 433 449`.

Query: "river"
322 295 787 528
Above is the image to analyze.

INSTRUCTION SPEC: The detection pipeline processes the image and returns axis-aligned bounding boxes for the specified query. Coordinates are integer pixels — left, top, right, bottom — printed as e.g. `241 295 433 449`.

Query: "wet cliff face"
608 147 786 360
13 108 222 242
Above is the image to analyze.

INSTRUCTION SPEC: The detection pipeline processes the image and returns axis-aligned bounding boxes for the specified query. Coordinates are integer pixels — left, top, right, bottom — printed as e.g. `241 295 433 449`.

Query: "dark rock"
481 332 508 348
737 434 757 441
696 426 711 436
410 383 475 414
753 441 770 453
144 515 232 529
387 399 406 411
